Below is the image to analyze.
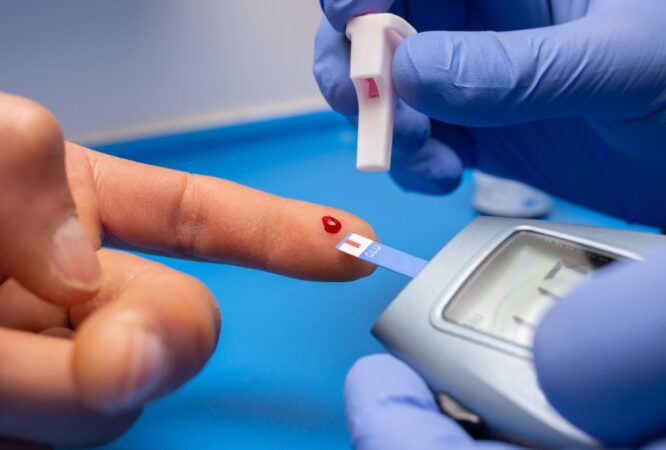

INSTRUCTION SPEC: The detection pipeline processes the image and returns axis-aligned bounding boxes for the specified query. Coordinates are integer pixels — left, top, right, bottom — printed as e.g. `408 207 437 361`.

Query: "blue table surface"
83 112 653 450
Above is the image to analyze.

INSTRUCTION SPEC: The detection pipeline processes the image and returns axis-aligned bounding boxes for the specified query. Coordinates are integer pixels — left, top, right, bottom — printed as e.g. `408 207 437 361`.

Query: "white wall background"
0 0 327 143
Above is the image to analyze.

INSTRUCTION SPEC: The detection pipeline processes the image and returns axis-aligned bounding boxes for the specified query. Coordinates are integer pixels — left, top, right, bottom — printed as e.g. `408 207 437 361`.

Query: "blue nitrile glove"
345 245 666 449
314 0 666 228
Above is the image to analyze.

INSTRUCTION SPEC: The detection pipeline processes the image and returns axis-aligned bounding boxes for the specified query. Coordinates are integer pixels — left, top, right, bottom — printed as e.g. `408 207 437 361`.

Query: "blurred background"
0 0 326 144
0 2 653 450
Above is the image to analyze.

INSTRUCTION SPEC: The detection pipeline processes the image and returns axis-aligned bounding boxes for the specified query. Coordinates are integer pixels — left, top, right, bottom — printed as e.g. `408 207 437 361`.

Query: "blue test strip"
336 232 428 278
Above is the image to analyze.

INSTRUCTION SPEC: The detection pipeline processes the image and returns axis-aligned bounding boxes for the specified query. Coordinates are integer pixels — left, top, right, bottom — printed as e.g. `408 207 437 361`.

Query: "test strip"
337 232 428 278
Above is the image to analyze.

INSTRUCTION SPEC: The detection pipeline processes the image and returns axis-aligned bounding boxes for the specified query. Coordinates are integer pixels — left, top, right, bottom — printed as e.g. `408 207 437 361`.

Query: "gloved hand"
314 0 666 228
345 244 666 449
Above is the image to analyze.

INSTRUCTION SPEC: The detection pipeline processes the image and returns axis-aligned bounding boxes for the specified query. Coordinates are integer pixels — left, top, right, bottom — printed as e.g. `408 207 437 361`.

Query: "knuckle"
254 196 292 274
172 173 207 258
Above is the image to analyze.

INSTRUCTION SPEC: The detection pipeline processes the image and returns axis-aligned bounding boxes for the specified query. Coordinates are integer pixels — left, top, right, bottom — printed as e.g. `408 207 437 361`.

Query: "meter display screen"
444 231 618 347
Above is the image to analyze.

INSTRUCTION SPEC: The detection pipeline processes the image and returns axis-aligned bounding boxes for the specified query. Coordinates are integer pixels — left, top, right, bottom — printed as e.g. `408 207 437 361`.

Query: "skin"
0 92 376 448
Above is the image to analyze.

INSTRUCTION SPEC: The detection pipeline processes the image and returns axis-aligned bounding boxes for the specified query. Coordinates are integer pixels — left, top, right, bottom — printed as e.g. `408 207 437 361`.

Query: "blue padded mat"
84 112 652 450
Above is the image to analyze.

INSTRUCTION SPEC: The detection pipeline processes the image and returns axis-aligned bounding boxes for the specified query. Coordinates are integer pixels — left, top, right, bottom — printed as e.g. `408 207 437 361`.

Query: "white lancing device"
346 14 417 172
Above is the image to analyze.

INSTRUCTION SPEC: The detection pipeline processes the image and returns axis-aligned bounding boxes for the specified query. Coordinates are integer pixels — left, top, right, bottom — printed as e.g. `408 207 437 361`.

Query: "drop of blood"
322 215 342 234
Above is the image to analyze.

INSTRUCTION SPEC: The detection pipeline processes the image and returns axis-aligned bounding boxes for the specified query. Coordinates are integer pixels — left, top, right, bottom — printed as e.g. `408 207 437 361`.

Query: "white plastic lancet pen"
346 13 416 171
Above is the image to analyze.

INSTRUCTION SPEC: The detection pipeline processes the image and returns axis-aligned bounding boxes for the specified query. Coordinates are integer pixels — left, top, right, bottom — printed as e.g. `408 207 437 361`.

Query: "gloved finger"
534 245 666 447
314 18 358 116
69 249 220 415
392 0 666 126
346 354 479 450
0 327 139 447
65 143 376 281
320 0 396 32
392 99 430 153
0 279 69 332
390 137 463 195
0 93 101 306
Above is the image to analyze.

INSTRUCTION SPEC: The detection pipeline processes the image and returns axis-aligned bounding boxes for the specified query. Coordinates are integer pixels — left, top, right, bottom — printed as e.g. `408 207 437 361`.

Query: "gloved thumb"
534 245 666 447
345 354 475 450
0 94 101 305
392 1 666 126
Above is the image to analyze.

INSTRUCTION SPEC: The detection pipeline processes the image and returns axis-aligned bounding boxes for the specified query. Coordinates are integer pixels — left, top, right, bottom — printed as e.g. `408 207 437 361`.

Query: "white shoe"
473 172 552 218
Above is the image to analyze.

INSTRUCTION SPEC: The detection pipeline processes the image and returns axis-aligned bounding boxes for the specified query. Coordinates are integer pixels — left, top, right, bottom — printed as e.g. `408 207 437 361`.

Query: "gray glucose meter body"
373 217 664 448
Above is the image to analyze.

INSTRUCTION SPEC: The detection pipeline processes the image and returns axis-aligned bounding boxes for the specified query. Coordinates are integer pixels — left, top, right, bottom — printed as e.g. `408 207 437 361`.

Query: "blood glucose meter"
371 217 664 447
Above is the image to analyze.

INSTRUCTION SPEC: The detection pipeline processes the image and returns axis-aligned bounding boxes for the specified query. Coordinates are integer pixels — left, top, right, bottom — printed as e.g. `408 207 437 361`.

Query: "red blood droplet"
322 215 342 234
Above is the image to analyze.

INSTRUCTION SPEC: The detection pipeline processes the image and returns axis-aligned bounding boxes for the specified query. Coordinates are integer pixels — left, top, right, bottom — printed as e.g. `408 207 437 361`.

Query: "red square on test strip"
346 239 361 248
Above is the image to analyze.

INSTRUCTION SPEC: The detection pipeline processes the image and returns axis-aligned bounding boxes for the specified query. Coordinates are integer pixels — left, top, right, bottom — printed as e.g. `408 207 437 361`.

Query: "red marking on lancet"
322 215 342 234
366 78 380 98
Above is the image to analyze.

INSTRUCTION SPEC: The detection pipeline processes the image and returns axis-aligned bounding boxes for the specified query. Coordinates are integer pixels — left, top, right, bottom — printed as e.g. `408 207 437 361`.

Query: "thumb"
0 93 101 305
393 1 666 126
345 354 475 450
534 245 666 447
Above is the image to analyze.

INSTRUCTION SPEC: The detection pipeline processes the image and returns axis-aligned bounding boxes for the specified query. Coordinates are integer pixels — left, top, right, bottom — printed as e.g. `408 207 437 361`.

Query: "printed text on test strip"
336 233 428 278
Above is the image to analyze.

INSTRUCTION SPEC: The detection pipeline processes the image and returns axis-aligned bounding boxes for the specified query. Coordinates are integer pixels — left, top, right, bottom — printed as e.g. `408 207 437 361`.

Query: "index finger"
66 143 377 281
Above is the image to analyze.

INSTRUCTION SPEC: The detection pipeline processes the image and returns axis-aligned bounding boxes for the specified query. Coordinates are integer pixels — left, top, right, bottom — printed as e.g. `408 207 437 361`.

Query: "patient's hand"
0 92 376 448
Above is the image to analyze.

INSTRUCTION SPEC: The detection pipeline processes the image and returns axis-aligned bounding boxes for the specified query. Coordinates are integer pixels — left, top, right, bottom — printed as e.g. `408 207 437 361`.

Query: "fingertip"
50 216 103 298
3 216 102 308
20 217 102 308
274 203 377 281
73 310 171 414
72 252 220 415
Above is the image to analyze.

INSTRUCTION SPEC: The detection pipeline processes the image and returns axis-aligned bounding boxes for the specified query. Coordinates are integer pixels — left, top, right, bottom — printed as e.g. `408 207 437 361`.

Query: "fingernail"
112 329 169 412
51 216 102 290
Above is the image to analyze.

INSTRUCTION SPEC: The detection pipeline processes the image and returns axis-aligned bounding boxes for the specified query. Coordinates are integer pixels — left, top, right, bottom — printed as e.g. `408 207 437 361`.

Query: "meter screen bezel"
443 230 617 347
428 225 634 359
